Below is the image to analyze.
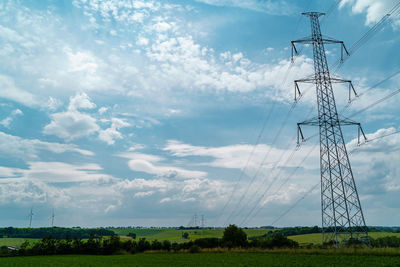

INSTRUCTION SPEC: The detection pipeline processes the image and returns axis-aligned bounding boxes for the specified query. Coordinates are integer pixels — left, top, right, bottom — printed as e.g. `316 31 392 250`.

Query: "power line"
268 127 400 227
347 88 400 119
218 1 398 228
236 106 316 226
342 69 400 112
238 141 299 226
213 100 276 226
242 140 320 226
214 36 304 226
250 3 400 231
332 1 400 72
270 182 320 227
221 1 360 226
222 101 298 226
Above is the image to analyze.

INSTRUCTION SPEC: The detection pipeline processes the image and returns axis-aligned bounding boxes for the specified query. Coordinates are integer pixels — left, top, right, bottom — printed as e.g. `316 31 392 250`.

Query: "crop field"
111 228 271 243
1 252 400 266
0 238 39 248
288 232 400 245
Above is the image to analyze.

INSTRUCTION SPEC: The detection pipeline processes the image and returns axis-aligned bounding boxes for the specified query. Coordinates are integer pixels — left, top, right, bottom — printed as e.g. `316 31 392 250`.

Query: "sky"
0 0 399 228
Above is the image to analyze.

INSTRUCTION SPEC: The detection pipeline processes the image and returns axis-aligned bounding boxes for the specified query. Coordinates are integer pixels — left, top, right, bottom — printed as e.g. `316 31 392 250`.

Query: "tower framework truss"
292 12 368 245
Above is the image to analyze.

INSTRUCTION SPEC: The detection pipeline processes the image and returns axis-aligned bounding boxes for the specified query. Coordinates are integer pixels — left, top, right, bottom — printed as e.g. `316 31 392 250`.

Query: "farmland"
110 228 271 243
1 228 400 248
288 232 400 245
1 252 400 266
0 238 39 248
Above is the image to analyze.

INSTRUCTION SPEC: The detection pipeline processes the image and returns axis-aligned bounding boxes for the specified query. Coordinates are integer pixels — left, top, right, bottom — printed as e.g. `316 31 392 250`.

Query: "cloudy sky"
0 0 399 228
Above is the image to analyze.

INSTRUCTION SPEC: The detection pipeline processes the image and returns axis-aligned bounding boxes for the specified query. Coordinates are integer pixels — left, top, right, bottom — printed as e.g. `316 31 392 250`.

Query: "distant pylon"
28 207 34 228
292 12 368 245
194 213 198 227
51 209 55 227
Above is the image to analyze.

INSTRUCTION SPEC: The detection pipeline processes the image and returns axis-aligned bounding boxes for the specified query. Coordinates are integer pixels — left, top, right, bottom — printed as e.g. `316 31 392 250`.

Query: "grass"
0 238 39 248
110 228 271 243
1 252 400 266
288 232 400 245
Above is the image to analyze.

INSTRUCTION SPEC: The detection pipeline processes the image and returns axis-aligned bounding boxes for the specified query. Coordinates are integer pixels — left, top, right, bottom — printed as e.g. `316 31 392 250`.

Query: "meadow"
0 238 39 248
110 228 270 243
288 232 400 245
1 251 400 267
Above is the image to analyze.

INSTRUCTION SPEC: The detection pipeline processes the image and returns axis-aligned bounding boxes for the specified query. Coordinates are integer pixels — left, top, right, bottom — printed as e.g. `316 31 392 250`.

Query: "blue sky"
0 0 399 228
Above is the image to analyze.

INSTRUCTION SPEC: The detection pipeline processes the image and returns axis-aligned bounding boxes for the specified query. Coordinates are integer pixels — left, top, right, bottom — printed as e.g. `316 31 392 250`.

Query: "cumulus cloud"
340 0 400 26
43 110 99 141
0 163 230 217
44 93 133 144
98 106 109 115
98 118 130 145
43 93 100 141
74 0 314 104
0 108 23 128
68 92 97 111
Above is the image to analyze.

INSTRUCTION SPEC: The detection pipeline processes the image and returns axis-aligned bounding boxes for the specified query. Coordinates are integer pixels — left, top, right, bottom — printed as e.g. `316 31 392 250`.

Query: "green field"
1 252 400 266
288 232 400 245
0 238 39 248
111 228 271 243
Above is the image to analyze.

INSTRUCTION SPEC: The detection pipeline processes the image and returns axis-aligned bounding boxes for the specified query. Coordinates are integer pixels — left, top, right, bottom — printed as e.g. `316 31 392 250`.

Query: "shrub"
189 245 201 253
222 225 247 248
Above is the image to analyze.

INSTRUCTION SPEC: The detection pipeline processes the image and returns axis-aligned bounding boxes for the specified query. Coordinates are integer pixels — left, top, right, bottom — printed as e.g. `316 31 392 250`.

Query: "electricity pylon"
291 12 368 245
28 207 34 228
51 209 55 227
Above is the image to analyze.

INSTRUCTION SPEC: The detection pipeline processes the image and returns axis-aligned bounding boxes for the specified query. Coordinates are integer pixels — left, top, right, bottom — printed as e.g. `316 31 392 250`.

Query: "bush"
222 225 247 248
250 233 299 249
189 245 201 253
127 233 136 239
182 232 189 239
194 237 221 249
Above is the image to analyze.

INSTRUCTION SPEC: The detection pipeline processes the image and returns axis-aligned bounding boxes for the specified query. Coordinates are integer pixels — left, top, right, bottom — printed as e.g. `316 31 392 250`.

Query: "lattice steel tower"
291 12 368 245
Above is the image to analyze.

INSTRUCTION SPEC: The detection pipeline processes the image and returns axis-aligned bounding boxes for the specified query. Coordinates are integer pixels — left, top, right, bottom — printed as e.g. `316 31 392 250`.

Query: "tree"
127 232 136 239
182 232 189 239
222 224 247 248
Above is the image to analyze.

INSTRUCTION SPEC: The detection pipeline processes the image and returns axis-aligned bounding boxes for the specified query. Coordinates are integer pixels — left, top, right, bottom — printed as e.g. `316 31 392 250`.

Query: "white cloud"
194 0 296 15
163 140 319 171
43 110 99 141
98 106 109 115
0 131 94 159
66 48 99 74
134 190 155 198
136 37 149 46
68 92 97 111
128 143 146 151
98 118 131 145
145 33 313 97
152 20 174 32
0 75 40 107
43 92 100 141
340 0 400 26
0 108 23 128
117 152 207 179
0 162 117 207
23 161 114 183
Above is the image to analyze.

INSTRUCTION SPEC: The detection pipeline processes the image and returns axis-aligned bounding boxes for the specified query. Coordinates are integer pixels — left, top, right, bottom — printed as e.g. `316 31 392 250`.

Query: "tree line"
0 225 299 256
0 227 115 239
258 226 400 237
